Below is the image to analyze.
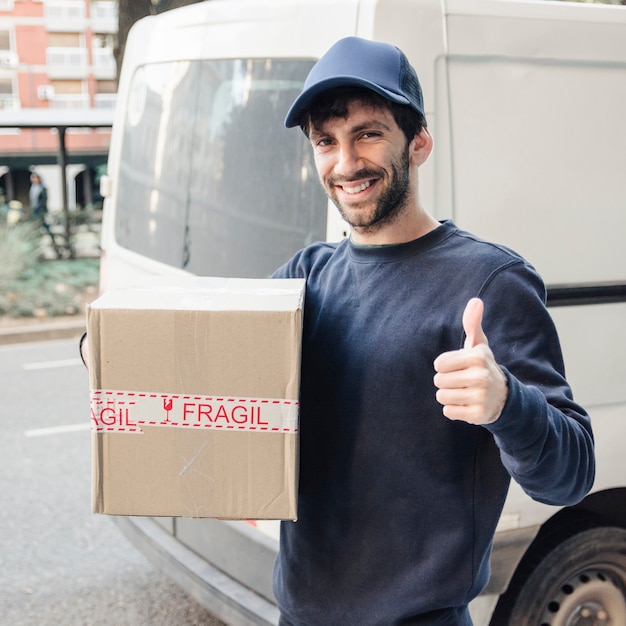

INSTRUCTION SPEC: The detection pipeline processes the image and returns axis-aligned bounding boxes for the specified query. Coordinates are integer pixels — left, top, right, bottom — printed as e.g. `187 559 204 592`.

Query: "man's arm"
433 291 595 507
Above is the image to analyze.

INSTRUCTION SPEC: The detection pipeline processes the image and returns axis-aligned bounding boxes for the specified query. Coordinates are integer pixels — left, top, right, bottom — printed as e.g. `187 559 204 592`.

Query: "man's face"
308 100 412 233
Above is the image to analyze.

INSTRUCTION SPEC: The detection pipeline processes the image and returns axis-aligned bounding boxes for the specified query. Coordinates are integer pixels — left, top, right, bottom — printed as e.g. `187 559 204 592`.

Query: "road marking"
25 423 90 438
23 358 83 371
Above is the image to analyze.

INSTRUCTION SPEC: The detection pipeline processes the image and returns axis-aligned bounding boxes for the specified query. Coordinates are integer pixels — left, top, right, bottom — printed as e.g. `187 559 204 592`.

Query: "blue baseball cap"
285 37 424 128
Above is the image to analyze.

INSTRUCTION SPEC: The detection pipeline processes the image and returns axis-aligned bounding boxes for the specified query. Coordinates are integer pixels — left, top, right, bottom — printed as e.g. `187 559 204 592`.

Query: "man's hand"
433 298 508 425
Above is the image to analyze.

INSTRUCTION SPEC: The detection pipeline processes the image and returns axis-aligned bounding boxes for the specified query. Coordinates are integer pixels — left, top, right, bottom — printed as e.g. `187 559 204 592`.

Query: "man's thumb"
463 298 488 349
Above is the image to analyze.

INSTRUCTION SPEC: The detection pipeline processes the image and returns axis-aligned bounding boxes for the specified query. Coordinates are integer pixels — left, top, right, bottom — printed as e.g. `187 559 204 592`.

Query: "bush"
0 223 99 319
0 222 40 289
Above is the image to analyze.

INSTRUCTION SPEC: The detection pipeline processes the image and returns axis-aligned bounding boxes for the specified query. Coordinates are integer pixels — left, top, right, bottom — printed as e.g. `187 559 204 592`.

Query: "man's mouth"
339 180 373 195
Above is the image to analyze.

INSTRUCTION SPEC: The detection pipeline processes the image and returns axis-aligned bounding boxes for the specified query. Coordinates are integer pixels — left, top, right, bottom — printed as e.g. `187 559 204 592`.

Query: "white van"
99 1 626 624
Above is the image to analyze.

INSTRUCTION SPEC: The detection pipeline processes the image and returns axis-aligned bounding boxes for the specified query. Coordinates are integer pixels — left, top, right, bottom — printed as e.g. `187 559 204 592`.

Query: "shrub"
0 223 40 289
0 223 99 319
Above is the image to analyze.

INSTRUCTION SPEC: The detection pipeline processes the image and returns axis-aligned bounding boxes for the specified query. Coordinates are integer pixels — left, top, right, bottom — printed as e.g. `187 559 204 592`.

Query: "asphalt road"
0 337 225 626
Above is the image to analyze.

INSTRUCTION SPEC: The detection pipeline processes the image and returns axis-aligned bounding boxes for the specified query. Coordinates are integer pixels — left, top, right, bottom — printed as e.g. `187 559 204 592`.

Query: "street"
0 337 224 625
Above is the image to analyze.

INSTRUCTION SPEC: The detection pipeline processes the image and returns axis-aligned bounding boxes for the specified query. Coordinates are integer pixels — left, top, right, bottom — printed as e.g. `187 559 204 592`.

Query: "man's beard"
325 145 411 232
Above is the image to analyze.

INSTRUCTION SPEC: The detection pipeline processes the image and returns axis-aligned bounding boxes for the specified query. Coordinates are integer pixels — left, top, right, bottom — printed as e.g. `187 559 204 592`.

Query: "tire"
505 526 626 626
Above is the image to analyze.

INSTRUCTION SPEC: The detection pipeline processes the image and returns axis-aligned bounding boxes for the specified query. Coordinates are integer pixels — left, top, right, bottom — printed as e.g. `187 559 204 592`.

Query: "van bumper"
112 516 539 626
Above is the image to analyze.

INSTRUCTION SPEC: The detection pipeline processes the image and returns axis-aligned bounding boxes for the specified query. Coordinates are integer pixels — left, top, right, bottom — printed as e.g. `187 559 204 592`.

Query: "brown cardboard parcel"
87 276 304 520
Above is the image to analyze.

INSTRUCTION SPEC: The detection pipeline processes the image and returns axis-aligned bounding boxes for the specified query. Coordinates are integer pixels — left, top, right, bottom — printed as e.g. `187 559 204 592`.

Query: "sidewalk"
0 315 86 346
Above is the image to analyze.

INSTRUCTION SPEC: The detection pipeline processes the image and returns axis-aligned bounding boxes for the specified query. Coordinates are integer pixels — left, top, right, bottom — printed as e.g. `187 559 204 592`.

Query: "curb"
0 317 86 346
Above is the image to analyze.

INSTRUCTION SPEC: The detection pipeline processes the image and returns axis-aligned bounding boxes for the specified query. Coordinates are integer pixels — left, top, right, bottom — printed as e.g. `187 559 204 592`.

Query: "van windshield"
115 58 327 277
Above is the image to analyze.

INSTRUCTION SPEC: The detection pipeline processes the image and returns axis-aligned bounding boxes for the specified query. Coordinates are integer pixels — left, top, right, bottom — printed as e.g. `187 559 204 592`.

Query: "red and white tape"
90 390 299 434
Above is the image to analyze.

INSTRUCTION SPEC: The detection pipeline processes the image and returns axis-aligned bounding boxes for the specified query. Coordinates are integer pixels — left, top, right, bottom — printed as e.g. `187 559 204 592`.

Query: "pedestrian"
29 172 48 221
29 171 61 257
272 37 595 626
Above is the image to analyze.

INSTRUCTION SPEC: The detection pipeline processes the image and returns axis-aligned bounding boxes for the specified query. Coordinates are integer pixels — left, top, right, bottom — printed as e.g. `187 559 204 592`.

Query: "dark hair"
301 86 426 143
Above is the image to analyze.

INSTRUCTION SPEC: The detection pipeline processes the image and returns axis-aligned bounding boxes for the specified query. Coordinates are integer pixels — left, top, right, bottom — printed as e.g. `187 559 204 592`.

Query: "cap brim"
284 76 411 128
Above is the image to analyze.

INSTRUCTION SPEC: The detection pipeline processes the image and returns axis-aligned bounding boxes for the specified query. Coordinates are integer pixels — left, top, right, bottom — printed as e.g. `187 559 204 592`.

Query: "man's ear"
409 128 433 167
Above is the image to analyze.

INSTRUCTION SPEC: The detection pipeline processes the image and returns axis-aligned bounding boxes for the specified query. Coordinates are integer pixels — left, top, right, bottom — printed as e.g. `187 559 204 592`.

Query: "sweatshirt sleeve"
480 261 595 506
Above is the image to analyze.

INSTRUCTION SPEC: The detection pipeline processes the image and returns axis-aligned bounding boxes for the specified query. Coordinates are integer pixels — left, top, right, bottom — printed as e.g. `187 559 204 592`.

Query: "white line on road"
23 358 83 371
25 423 90 438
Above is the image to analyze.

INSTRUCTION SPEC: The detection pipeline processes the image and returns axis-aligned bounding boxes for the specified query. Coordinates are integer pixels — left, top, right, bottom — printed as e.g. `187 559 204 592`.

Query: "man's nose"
334 142 362 176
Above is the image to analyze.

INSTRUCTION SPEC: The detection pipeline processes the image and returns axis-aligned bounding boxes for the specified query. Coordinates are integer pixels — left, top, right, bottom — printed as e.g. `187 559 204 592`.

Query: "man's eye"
315 138 333 147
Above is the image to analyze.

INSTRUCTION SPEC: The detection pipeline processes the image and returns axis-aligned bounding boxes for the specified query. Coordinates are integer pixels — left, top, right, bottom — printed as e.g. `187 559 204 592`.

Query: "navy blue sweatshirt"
272 221 595 625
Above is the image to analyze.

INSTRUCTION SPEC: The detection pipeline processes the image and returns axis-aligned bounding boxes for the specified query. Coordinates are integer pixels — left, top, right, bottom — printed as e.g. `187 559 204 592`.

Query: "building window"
91 1 117 22
92 46 115 79
50 79 89 108
0 77 18 109
48 32 82 47
91 1 117 35
0 28 17 71
93 33 115 49
95 79 116 109
0 29 10 50
44 0 87 32
0 77 12 95
46 47 89 69
44 0 86 21
46 33 88 78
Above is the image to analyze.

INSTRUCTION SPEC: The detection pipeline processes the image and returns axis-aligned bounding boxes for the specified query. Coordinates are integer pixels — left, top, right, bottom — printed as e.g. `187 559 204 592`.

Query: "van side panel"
443 4 626 285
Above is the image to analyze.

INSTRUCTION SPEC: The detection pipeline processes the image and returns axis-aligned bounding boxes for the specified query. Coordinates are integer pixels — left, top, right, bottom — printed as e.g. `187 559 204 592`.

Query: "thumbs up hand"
433 298 508 425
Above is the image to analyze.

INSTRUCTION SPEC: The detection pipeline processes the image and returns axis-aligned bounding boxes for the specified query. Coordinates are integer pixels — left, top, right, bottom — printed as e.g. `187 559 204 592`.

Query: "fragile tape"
90 390 299 434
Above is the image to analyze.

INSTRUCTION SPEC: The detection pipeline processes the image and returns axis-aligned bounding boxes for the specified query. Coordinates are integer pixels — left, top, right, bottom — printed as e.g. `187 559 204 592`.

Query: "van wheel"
501 527 626 626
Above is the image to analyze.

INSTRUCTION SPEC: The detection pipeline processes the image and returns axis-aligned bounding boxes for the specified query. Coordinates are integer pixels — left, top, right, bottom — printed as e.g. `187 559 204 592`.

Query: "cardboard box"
87 276 304 520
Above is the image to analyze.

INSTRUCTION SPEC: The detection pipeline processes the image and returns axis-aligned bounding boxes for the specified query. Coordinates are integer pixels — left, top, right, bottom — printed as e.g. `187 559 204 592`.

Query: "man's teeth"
342 181 372 194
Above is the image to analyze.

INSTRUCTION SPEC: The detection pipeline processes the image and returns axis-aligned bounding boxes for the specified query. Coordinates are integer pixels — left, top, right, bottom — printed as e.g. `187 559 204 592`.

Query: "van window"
115 59 327 277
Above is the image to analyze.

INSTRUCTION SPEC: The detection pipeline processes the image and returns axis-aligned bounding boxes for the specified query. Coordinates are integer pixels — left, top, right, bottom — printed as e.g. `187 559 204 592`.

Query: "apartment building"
0 0 117 213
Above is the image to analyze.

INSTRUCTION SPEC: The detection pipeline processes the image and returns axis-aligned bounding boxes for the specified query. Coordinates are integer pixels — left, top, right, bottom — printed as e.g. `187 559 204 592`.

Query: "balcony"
91 1 118 34
94 93 116 110
46 47 89 79
92 47 116 80
0 95 19 109
44 0 87 33
49 93 90 109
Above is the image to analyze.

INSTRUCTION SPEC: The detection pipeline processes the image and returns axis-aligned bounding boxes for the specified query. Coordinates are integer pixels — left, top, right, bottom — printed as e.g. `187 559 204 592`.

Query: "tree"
114 0 206 78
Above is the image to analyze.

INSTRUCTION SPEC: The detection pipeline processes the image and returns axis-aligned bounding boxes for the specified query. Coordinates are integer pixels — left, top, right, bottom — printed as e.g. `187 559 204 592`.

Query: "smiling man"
308 96 438 243
271 37 595 625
